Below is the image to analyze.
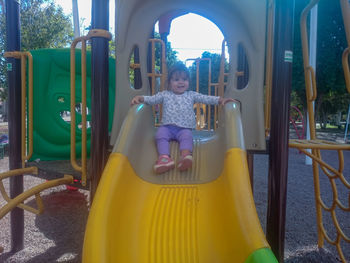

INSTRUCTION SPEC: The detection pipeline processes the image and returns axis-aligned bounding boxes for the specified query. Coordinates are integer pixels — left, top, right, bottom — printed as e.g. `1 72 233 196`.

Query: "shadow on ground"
0 188 89 263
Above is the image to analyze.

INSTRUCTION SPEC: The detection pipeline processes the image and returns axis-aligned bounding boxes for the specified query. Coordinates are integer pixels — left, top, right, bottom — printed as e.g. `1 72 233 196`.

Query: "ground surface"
0 125 349 263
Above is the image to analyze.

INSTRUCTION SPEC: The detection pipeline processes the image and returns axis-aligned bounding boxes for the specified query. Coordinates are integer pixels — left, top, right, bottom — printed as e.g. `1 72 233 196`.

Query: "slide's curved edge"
83 149 277 262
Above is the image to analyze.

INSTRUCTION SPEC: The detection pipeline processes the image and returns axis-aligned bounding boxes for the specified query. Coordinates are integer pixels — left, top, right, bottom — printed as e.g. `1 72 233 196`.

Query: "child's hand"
219 97 238 105
131 95 144 105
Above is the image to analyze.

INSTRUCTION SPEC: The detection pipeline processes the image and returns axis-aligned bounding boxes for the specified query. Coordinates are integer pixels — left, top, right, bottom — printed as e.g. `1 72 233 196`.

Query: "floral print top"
143 90 219 128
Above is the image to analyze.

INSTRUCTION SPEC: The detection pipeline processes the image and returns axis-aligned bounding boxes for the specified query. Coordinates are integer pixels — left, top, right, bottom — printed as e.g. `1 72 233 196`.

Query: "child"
131 62 235 174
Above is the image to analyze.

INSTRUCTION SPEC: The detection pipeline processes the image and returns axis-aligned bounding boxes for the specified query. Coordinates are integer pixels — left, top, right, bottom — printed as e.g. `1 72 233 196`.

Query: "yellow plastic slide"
83 103 277 263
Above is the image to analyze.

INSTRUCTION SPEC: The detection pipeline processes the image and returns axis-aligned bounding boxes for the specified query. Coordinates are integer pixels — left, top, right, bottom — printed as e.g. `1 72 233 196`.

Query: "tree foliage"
291 0 307 110
188 51 226 95
316 0 349 121
128 32 179 88
153 32 179 69
0 0 73 101
0 1 6 101
292 0 350 125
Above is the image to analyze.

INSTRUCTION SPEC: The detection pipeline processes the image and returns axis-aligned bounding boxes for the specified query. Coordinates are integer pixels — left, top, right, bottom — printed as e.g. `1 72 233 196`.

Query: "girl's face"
169 71 189 94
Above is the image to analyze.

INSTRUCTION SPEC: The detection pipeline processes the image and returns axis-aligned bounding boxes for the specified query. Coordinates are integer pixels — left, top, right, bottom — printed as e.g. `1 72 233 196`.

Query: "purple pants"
155 125 193 156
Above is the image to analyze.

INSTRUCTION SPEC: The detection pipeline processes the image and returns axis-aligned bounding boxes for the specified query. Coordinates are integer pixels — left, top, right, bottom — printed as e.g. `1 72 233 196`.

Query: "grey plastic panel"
111 0 267 151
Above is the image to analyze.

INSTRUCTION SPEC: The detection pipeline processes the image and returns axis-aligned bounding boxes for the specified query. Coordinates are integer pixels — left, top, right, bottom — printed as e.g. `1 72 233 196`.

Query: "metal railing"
4 51 34 168
129 38 168 124
288 1 350 261
149 38 167 96
186 57 214 130
185 40 229 131
1 52 74 230
131 38 230 131
70 29 112 186
340 0 350 93
0 166 73 257
0 167 73 219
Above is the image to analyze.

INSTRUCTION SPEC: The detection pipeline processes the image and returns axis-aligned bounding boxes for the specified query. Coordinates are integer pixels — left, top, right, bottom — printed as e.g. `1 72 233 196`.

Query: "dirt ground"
0 124 349 262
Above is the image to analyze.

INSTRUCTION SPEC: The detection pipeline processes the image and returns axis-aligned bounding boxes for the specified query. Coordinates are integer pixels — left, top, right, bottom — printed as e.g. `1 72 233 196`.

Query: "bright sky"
54 0 115 33
167 13 224 61
54 0 224 62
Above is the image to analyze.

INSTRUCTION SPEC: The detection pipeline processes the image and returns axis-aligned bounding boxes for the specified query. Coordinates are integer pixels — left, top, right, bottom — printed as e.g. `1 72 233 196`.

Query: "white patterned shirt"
143 90 219 129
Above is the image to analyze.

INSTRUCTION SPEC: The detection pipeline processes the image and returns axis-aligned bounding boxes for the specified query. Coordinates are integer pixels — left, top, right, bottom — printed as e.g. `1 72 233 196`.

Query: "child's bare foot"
154 155 175 174
177 154 192 171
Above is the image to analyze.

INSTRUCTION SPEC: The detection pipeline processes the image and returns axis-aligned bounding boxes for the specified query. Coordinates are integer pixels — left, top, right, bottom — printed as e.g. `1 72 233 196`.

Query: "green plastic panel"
244 248 278 263
29 48 115 161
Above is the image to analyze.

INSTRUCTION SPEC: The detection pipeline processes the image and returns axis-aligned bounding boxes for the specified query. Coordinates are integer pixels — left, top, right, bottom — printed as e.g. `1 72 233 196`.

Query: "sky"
54 0 224 62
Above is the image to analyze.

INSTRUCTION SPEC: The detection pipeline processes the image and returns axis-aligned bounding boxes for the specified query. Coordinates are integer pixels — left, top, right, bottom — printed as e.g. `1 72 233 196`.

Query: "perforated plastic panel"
30 49 115 160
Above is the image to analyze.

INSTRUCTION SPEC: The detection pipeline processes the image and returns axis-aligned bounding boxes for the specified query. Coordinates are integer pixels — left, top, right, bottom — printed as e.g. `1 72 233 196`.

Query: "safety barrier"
4 51 33 167
184 40 229 131
0 167 73 219
129 38 168 125
186 57 217 130
288 1 350 262
130 38 231 131
149 39 168 96
1 51 77 251
340 0 350 93
0 166 73 252
70 29 112 186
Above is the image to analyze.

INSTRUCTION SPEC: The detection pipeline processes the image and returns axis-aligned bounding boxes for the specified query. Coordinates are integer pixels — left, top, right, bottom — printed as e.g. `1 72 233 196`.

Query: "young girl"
131 63 235 174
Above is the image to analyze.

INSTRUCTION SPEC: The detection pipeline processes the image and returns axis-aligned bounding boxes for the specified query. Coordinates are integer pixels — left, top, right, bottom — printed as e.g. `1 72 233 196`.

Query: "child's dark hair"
167 62 190 83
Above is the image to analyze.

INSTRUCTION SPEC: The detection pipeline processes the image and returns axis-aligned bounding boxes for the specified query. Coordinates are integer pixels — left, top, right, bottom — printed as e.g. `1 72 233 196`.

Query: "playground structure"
87 1 273 262
184 43 230 131
288 1 350 261
1 0 350 263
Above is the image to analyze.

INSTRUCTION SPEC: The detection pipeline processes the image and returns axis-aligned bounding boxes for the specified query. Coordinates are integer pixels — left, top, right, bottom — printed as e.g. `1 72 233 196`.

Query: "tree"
0 0 8 102
315 0 349 126
188 51 227 95
0 0 73 103
291 0 308 111
292 0 350 127
127 32 179 89
153 32 178 70
21 0 73 49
